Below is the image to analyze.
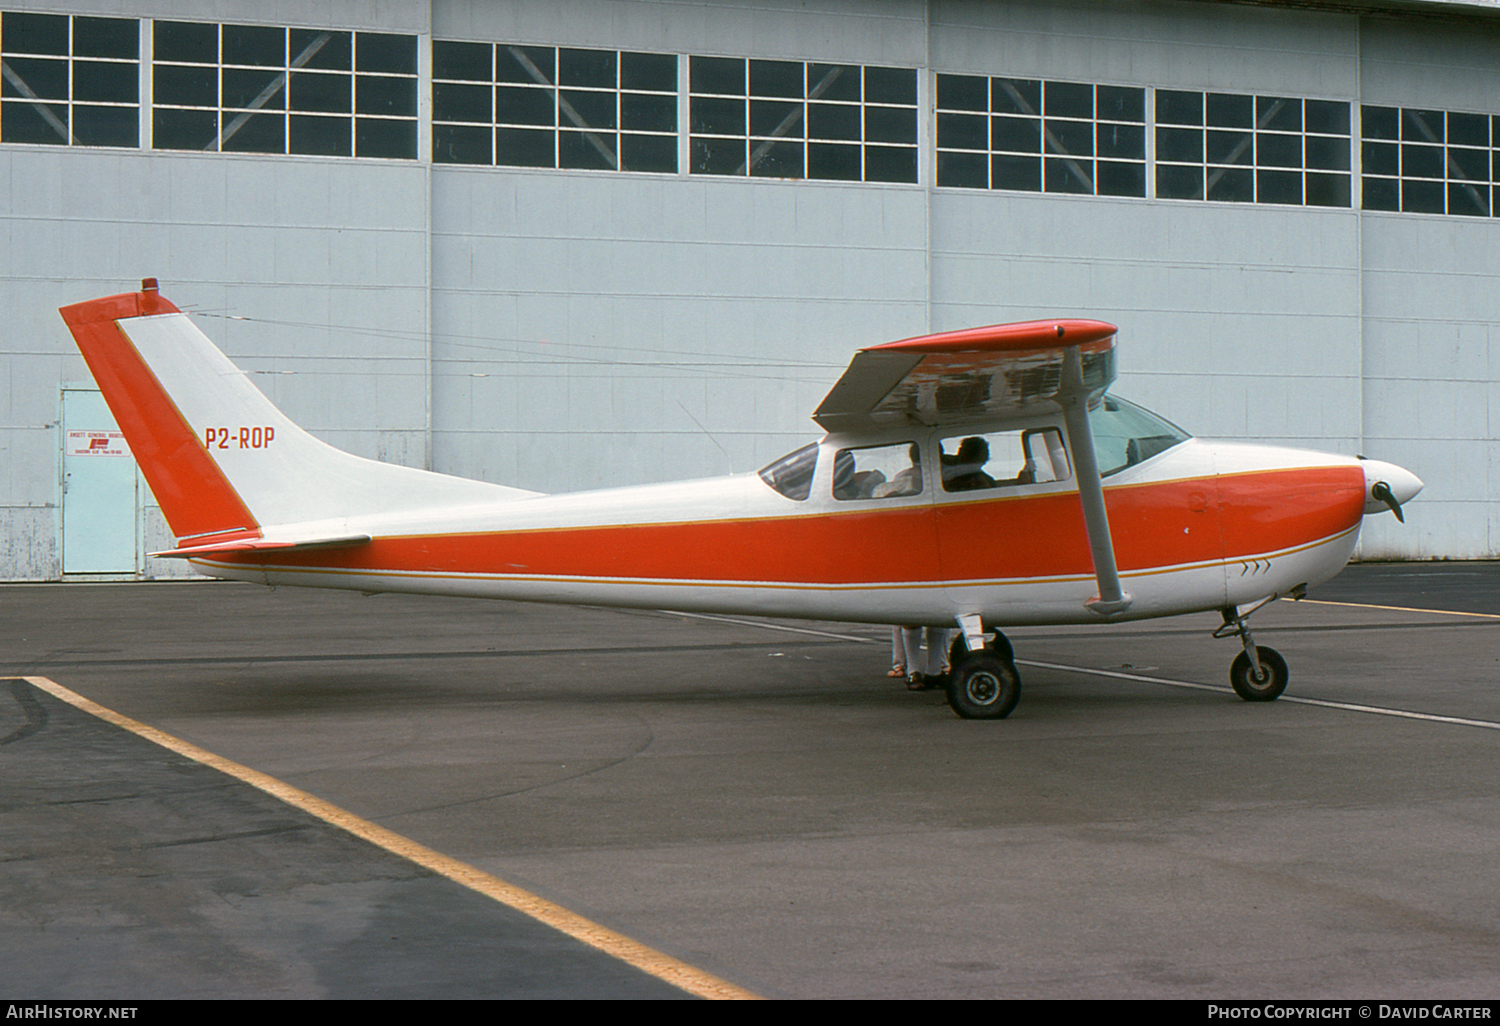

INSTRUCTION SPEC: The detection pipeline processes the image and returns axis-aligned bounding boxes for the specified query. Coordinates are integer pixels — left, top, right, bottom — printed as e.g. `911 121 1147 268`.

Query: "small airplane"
61 279 1422 719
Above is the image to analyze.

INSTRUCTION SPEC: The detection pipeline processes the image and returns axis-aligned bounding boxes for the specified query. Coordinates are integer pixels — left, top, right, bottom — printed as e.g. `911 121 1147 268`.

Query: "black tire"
949 629 1014 671
1230 646 1288 702
946 652 1021 719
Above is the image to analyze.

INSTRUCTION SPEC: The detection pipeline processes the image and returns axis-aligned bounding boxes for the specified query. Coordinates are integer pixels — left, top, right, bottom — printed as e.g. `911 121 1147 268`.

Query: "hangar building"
2 0 1497 580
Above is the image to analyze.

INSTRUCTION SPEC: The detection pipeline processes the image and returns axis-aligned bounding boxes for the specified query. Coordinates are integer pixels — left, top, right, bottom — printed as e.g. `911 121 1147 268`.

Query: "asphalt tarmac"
2 562 1498 999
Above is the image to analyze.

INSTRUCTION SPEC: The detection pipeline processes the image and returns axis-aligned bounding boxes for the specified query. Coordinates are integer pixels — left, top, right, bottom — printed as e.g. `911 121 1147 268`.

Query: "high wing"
812 319 1118 433
814 318 1130 621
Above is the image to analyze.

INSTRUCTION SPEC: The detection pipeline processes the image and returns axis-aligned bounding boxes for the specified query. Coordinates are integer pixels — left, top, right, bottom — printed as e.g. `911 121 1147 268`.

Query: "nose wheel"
1216 603 1289 702
944 619 1021 719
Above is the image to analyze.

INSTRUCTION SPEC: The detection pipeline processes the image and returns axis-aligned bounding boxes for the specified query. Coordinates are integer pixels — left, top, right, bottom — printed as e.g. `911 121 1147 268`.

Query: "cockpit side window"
758 442 818 500
832 442 922 501
938 427 1071 493
1088 395 1191 477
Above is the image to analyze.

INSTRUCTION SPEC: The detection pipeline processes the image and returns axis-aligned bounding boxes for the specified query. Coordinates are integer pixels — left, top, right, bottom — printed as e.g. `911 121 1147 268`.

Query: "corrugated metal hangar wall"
1 0 1497 579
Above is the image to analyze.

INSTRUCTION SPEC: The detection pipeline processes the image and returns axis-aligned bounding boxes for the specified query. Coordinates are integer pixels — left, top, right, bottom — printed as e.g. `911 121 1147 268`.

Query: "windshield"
758 442 818 500
1088 395 1190 476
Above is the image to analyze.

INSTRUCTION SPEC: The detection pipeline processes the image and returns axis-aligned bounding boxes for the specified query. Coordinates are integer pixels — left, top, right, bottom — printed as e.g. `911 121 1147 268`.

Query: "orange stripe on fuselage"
219 465 1366 587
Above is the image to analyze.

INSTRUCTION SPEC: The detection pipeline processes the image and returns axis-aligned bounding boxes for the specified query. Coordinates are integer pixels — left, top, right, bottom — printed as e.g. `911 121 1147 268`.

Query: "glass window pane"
1256 168 1302 204
220 111 283 152
1447 112 1488 149
1156 126 1203 163
691 95 744 135
2 100 69 143
290 72 351 114
355 75 415 117
356 33 416 75
1257 96 1300 132
497 45 555 85
750 98 801 138
1401 143 1443 179
222 68 285 110
1401 178 1444 213
691 56 743 95
559 48 616 88
434 82 490 123
222 24 284 67
1157 163 1203 199
3 12 69 54
152 107 216 149
496 85 554 126
1046 156 1093 193
809 102 861 141
1447 181 1489 217
864 144 915 183
1361 105 1399 141
3 57 68 100
1097 122 1144 160
992 114 1038 152
291 29 349 71
864 66 914 106
155 64 217 107
434 41 492 82
937 149 987 188
1206 167 1254 202
1305 99 1349 136
498 125 558 165
621 52 675 93
992 78 1040 115
433 122 490 163
690 136 744 174
1097 160 1145 197
992 152 1040 191
808 64 859 102
864 104 914 145
74 16 137 60
356 116 415 158
748 139 803 177
749 60 802 98
938 112 986 151
1046 118 1093 157
1206 92 1253 128
937 74 986 112
808 140 860 180
1362 140 1398 177
1362 176 1399 211
559 128 616 169
290 113 351 155
154 21 217 64
1157 90 1203 126
561 89 617 130
74 62 138 104
620 132 676 172
1096 85 1143 123
621 92 675 133
1401 109 1443 143
1305 172 1350 208
1044 81 1092 119
1305 134 1350 171
1256 133 1302 169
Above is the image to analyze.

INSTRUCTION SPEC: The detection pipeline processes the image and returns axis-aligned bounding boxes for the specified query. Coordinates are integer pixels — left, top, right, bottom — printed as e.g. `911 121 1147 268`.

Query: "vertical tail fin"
60 280 537 550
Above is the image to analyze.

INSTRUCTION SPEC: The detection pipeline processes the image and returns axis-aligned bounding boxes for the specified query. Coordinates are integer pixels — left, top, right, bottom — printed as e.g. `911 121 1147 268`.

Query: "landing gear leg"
944 614 1021 719
1215 604 1288 702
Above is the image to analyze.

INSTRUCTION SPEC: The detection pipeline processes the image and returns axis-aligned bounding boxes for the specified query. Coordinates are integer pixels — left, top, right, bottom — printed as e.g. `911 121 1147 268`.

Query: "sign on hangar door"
61 388 138 575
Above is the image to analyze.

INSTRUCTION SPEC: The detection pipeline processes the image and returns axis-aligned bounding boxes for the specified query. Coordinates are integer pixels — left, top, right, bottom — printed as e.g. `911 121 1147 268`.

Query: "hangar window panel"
1 12 138 148
1361 104 1496 217
937 74 1144 197
152 21 416 159
1157 90 1350 207
436 41 677 174
690 56 916 183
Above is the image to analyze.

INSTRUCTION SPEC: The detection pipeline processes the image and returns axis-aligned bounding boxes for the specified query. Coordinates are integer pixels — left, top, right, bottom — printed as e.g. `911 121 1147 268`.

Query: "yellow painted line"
1302 599 1500 621
21 675 760 1001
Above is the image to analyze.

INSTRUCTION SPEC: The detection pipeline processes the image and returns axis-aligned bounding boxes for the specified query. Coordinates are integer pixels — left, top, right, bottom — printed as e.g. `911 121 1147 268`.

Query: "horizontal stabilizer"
152 533 372 559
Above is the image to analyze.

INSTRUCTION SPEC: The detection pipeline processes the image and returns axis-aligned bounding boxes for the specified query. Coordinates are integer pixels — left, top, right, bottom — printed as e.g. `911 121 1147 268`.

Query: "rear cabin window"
939 427 1070 493
832 442 922 500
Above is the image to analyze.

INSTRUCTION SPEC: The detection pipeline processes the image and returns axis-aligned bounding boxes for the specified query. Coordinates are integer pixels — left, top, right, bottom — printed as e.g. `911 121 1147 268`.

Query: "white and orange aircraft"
61 279 1422 719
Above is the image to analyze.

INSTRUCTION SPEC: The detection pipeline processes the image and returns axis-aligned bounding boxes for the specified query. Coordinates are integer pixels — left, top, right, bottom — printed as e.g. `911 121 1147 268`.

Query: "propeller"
1370 480 1405 522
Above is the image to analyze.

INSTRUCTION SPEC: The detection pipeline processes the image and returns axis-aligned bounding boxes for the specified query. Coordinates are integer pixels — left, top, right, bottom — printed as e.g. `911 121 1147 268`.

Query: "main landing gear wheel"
946 652 1021 720
1229 646 1288 702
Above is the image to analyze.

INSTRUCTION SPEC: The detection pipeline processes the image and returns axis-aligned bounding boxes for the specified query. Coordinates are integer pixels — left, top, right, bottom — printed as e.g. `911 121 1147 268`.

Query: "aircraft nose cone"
1361 459 1423 516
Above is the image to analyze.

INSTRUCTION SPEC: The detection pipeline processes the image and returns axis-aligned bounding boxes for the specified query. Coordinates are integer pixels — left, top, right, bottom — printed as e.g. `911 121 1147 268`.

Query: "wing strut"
1060 348 1132 616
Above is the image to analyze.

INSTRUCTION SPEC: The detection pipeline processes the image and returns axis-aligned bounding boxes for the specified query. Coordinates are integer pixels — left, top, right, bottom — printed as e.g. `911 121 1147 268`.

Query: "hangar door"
61 388 138 575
